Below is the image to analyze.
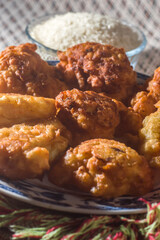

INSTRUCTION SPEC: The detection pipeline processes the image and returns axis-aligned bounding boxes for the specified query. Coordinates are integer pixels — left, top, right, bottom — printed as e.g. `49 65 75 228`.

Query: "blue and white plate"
0 69 159 215
0 175 160 215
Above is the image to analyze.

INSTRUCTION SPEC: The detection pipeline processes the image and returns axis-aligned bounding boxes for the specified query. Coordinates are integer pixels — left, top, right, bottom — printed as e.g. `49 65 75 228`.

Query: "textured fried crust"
0 119 71 180
131 67 160 119
55 89 120 145
0 93 56 127
139 108 160 168
116 106 143 136
57 42 136 101
148 67 160 102
0 43 67 98
48 139 152 199
115 106 143 150
131 91 156 119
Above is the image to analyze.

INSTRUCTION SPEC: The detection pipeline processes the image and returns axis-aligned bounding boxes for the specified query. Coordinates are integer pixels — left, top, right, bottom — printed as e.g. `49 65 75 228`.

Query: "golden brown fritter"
131 91 156 119
55 89 120 145
147 67 160 102
48 139 152 199
0 93 56 127
115 106 143 150
57 42 137 102
139 105 160 169
116 106 143 136
0 119 71 180
0 43 67 98
131 67 160 119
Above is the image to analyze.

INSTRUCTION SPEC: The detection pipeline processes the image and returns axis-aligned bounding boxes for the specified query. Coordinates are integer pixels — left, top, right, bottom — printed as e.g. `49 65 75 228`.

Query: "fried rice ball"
0 119 71 180
0 43 67 98
48 139 152 199
57 42 136 102
139 104 160 168
55 89 120 145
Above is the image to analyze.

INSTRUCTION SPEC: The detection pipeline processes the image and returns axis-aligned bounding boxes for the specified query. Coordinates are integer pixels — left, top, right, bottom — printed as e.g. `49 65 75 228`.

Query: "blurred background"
0 0 159 75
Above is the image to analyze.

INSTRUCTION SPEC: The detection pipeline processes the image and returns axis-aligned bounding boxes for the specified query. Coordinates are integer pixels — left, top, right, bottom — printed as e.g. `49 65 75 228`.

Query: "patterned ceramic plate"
0 175 160 215
0 66 159 215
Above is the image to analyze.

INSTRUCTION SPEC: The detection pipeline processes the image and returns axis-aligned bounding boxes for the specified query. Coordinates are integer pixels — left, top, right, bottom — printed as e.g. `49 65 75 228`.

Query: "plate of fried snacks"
0 42 160 215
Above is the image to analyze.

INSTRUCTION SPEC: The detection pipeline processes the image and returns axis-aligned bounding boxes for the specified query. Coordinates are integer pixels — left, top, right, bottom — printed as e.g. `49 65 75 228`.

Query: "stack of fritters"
0 94 71 179
0 42 156 199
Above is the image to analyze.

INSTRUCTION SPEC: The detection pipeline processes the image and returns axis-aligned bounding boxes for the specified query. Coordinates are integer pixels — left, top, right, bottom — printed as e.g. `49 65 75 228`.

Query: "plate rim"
0 179 147 215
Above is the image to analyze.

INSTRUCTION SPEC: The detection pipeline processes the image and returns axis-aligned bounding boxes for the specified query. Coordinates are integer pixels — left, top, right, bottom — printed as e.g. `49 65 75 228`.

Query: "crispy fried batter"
0 119 71 180
55 89 120 145
131 67 160 119
116 106 143 136
57 42 137 102
0 43 67 97
115 106 143 149
48 139 152 199
139 105 160 169
0 93 56 127
131 91 156 119
148 67 160 102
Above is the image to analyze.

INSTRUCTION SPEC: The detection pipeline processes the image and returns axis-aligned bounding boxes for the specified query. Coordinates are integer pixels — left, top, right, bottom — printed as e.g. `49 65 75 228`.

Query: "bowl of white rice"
25 12 147 68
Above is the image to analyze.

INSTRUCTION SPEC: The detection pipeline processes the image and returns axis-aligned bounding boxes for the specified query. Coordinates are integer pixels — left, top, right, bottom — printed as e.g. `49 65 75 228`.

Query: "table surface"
0 0 160 76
